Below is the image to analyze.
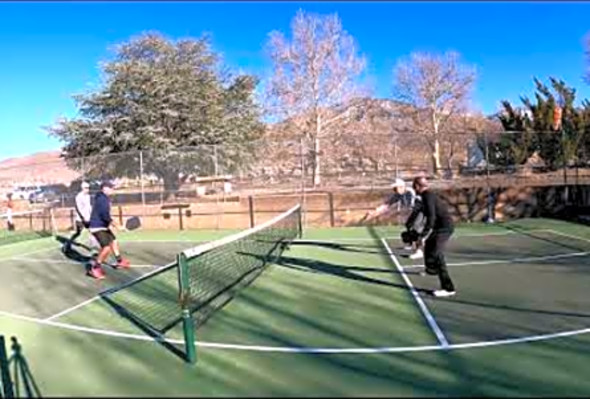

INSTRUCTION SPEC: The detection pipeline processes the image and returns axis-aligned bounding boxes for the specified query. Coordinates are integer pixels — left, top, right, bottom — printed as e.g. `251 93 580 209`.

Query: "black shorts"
91 229 116 248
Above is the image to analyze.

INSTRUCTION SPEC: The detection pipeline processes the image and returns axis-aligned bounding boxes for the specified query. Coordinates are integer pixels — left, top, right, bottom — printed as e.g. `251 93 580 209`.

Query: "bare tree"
392 51 476 176
264 10 368 186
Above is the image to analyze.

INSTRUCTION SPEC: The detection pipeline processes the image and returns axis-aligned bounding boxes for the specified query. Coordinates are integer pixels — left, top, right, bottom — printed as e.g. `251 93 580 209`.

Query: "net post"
177 253 196 364
0 335 13 399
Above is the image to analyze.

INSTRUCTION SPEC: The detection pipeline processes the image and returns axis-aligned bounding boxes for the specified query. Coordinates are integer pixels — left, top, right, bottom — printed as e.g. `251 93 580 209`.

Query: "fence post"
140 150 146 210
328 192 335 227
248 196 255 228
178 207 184 231
118 206 123 226
300 138 307 231
484 131 494 223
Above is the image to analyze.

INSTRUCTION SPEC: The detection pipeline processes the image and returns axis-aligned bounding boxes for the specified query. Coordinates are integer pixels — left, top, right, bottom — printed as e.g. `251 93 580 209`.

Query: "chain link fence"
1 129 589 230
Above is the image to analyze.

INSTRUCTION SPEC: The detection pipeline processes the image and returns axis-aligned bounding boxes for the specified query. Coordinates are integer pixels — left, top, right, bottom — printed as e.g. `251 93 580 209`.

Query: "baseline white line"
296 229 555 244
1 309 588 353
402 251 590 270
44 295 103 321
10 257 160 269
381 238 450 348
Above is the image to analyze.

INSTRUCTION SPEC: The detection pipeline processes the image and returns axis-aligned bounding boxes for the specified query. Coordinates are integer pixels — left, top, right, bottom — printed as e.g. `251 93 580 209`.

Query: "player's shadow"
0 335 42 398
54 234 95 253
54 235 93 265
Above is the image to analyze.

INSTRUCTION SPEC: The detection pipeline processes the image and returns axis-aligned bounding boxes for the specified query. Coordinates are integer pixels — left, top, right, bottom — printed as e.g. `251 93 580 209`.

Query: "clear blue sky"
1 1 590 160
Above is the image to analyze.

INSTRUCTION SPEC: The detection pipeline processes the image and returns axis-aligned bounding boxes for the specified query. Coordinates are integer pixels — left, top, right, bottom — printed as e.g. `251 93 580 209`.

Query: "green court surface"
1 218 590 396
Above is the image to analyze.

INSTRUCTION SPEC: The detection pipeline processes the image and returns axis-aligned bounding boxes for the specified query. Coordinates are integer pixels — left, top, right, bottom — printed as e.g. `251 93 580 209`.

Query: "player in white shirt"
63 181 92 253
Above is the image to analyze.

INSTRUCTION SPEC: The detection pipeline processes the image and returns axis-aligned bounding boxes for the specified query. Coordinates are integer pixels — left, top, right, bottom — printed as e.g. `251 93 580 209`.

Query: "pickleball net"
101 204 302 363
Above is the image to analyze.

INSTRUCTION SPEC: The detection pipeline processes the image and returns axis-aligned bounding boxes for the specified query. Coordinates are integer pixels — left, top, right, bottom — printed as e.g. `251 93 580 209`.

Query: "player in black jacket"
412 176 456 297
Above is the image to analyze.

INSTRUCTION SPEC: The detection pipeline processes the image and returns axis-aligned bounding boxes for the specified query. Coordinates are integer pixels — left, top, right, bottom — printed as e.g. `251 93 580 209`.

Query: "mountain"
0 150 79 191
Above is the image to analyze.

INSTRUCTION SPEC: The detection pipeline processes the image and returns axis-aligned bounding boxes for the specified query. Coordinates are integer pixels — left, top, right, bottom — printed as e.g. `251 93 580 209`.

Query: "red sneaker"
87 266 105 280
116 258 131 269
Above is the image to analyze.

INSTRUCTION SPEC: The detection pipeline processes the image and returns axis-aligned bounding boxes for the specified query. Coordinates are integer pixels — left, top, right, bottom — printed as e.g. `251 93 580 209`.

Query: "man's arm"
405 200 422 230
96 196 113 227
362 195 397 222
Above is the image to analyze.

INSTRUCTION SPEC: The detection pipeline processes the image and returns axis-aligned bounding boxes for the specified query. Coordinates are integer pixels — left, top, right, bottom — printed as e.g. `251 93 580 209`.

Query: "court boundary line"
0 244 57 263
10 257 161 269
402 251 590 269
44 296 103 322
381 238 450 348
295 229 554 244
546 229 590 244
1 309 589 353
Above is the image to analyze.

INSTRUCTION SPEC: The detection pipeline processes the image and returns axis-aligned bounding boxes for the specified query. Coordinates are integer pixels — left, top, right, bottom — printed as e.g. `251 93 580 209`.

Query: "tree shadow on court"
100 294 188 363
496 224 590 254
434 296 590 319
0 335 42 398
288 240 388 255
275 256 430 294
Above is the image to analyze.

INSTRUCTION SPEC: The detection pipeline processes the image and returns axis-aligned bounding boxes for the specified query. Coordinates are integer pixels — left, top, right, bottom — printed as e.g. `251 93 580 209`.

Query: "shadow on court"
0 335 42 398
276 256 430 294
499 224 590 254
289 240 388 255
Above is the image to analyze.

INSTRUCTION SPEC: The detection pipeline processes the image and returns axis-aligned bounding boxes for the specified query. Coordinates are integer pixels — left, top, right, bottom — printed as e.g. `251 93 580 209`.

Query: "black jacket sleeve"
419 191 436 239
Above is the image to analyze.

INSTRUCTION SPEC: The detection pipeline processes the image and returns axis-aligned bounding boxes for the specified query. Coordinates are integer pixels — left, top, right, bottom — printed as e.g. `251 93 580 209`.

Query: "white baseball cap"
391 178 405 188
81 181 90 189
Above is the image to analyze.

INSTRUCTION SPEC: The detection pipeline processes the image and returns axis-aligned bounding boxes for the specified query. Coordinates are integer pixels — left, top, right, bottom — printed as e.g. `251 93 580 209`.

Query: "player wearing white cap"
361 178 424 259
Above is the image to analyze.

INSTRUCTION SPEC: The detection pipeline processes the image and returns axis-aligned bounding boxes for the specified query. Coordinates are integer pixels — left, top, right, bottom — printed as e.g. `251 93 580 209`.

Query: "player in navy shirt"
86 181 130 279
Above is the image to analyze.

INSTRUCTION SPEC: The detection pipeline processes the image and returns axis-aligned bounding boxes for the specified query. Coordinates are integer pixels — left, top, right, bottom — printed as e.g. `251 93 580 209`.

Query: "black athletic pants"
67 221 85 248
424 229 455 292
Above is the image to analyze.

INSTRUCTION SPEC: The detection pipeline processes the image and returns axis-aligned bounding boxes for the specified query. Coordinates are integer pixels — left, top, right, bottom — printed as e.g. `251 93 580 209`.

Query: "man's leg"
88 231 112 279
109 233 130 268
65 222 83 252
432 231 455 295
423 235 438 275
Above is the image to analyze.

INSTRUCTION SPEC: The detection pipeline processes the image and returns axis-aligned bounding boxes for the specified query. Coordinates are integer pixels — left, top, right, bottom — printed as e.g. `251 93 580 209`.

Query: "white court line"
44 295 103 321
296 229 554 244
0 244 58 263
381 238 450 348
1 309 589 353
9 257 160 269
402 251 590 270
547 229 590 244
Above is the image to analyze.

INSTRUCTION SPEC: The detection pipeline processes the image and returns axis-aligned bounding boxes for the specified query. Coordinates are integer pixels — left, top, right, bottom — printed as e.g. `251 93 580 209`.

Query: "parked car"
12 185 41 201
29 187 59 203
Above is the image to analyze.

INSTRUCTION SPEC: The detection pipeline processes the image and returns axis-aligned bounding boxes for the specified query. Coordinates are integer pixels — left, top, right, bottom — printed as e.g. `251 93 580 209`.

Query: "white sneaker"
409 249 423 260
433 290 456 297
403 245 412 251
